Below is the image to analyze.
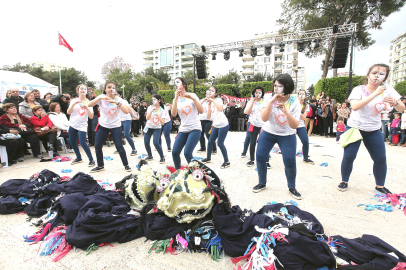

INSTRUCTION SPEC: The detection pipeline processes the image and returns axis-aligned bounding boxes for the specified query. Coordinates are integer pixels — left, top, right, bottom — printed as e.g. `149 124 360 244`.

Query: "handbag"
340 127 363 148
34 126 57 137
9 127 35 136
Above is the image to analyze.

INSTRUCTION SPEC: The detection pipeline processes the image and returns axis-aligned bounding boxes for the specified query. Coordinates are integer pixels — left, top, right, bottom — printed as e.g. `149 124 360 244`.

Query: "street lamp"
293 69 298 93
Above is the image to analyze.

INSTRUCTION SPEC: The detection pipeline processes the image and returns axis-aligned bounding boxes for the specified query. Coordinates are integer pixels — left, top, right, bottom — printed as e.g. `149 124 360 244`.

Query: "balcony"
242 69 254 75
242 61 254 67
143 54 153 60
181 54 193 59
292 58 298 65
242 55 254 60
182 60 194 66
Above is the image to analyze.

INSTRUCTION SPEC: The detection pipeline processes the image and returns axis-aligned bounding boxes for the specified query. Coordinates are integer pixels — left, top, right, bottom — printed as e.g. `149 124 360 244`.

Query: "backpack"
307 106 313 118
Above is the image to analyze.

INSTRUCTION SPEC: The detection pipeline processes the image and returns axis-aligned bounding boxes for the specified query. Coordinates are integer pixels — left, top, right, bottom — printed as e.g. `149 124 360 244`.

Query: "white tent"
0 70 59 101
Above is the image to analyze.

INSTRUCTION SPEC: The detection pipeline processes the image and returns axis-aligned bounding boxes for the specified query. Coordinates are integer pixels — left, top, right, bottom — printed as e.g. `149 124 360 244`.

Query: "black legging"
131 120 139 134
0 138 25 163
323 116 334 136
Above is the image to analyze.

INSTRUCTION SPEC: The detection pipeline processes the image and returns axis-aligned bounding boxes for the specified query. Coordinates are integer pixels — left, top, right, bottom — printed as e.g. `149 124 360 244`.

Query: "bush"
157 90 175 103
314 76 365 103
394 81 406 96
240 81 273 97
193 84 239 99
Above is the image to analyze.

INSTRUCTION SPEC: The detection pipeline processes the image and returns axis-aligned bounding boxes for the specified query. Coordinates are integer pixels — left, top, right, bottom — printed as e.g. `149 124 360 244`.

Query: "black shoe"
202 158 211 163
88 160 95 167
325 135 328 138
212 150 217 155
241 153 246 158
53 152 59 157
375 186 392 194
134 134 138 137
71 158 83 165
9 160 18 166
24 150 31 155
303 158 315 165
289 188 302 200
197 149 206 152
131 150 137 156
90 166 105 173
337 182 348 192
252 184 266 193
88 143 95 147
159 158 165 164
124 165 131 172
220 162 230 169
48 145 54 151
144 156 153 161
266 162 271 169
247 161 254 167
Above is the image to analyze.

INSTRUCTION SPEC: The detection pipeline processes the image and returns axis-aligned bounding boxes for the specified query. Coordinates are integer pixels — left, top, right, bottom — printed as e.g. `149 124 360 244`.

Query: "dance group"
1 63 404 200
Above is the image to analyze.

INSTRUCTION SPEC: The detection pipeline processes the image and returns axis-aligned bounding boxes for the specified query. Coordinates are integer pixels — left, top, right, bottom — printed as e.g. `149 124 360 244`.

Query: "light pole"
293 68 298 93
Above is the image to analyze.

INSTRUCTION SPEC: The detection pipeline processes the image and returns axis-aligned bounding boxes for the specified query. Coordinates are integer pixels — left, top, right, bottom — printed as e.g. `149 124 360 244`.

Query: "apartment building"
142 43 207 84
241 32 306 92
29 62 71 72
388 30 406 86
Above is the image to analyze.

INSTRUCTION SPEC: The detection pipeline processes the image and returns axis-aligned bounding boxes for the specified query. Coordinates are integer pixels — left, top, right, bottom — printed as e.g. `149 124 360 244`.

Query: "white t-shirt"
199 100 213 121
164 105 171 123
210 98 229 128
175 93 202 133
262 95 301 136
69 98 89 132
145 105 167 129
298 104 310 128
118 99 132 122
347 85 401 132
245 99 265 128
96 95 125 129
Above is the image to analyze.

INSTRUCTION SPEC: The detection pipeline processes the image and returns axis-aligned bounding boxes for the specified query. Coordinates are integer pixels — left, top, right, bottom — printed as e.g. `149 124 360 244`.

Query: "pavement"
1 131 405 270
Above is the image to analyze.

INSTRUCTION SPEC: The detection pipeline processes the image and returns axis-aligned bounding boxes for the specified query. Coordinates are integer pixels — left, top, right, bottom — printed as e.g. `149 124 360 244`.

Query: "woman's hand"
383 96 397 106
277 103 287 114
105 98 118 104
174 89 181 99
18 124 27 131
183 92 193 99
10 130 19 135
374 85 386 96
43 126 50 131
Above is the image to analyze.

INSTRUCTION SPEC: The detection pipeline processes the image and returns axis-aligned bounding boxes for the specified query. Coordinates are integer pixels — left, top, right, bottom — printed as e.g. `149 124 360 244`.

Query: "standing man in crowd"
229 102 239 131
138 101 147 133
87 88 97 146
3 89 23 112
31 89 49 112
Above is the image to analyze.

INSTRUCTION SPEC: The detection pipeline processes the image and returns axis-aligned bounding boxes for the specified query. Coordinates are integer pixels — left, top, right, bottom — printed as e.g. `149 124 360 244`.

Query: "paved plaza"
1 132 405 269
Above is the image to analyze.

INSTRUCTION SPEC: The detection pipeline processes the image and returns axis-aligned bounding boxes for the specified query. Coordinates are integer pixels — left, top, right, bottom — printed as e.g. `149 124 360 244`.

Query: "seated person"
19 92 40 119
0 103 42 158
0 124 25 165
48 102 72 152
30 105 59 157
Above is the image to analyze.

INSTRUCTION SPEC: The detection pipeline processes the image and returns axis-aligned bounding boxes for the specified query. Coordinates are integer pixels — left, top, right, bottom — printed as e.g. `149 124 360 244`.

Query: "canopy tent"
0 70 58 102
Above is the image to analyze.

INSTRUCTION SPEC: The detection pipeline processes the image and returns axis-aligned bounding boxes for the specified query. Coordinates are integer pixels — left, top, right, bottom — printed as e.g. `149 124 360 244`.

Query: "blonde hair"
24 91 34 102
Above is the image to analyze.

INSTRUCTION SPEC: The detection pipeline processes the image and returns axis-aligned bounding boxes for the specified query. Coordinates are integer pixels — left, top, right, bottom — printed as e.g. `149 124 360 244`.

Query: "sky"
1 0 405 89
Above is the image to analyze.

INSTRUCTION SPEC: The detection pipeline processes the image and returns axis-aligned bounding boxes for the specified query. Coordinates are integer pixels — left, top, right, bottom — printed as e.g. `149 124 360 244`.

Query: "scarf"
6 113 22 125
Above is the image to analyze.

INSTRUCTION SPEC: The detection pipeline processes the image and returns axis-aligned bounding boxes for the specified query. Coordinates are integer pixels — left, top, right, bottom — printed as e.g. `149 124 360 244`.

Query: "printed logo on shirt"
108 107 117 116
277 112 287 125
181 105 192 116
374 102 386 114
79 107 86 116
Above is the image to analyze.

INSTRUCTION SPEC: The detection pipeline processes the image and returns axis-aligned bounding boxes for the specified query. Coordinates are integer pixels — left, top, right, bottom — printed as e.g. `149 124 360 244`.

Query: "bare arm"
261 95 279 122
244 100 255 115
351 86 386 111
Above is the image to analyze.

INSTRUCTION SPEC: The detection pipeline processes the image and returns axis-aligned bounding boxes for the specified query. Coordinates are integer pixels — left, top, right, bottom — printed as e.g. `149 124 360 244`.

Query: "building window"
183 44 194 50
257 65 263 70
287 55 293 60
264 57 270 63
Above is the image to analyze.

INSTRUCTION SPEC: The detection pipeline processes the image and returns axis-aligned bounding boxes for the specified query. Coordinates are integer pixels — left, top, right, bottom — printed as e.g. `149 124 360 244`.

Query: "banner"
0 81 55 101
220 92 273 106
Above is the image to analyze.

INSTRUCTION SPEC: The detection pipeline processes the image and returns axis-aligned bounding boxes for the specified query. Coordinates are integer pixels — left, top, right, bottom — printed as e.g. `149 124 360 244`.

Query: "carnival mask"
206 88 216 98
298 93 306 99
79 86 87 95
174 79 182 90
255 90 262 99
274 83 284 95
157 160 223 223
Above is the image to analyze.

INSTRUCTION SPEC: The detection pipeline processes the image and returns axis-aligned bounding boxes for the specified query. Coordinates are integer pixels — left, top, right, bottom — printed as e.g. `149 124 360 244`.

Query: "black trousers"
139 117 146 131
39 130 57 150
0 138 25 163
323 116 334 136
131 120 139 134
317 116 324 135
230 115 238 131
22 134 41 156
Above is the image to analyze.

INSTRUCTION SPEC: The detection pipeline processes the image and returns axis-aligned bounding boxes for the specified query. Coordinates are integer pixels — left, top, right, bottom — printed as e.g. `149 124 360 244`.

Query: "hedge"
157 90 175 102
240 81 273 97
394 81 406 96
314 76 366 103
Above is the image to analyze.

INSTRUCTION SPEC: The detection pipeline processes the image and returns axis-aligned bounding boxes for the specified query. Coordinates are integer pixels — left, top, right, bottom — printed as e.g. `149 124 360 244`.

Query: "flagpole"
59 69 62 94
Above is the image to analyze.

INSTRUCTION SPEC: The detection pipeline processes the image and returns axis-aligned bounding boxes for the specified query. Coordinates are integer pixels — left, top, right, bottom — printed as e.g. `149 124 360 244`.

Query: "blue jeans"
401 129 406 144
121 120 136 151
242 122 250 154
172 129 201 169
257 132 297 188
159 121 172 150
199 120 216 152
296 127 309 159
249 125 262 161
341 126 386 186
144 128 164 159
381 120 389 139
207 125 229 163
95 125 128 167
69 127 93 161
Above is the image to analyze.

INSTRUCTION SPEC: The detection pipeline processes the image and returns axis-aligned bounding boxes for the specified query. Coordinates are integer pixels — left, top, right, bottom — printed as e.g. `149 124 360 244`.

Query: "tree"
266 73 274 82
143 67 171 84
306 84 315 100
183 70 210 89
1 62 32 73
277 0 405 78
101 56 133 79
247 73 266 82
215 69 241 85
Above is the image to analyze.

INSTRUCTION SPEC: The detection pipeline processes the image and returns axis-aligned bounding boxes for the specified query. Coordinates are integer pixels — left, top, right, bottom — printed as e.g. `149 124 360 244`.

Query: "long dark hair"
273 73 294 95
175 77 188 92
153 94 165 109
103 81 116 94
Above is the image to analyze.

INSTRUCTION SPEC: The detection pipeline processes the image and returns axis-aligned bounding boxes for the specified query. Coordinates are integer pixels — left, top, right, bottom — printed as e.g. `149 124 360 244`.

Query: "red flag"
58 33 73 52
